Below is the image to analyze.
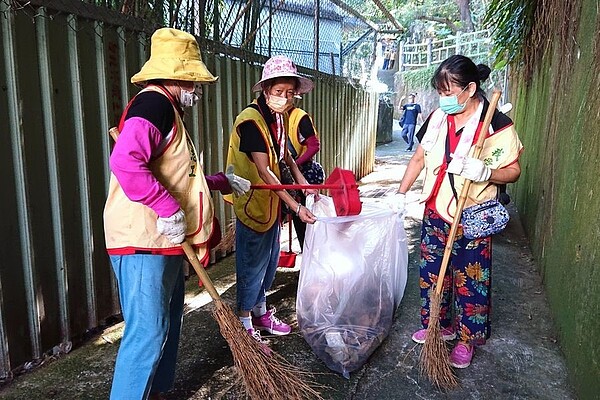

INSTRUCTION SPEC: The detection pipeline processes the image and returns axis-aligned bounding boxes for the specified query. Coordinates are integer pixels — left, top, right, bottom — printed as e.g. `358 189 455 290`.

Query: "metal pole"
199 0 206 38
313 0 320 70
39 8 71 343
68 15 98 329
399 40 405 71
2 0 41 363
330 52 335 75
213 0 220 42
268 0 272 56
426 38 432 67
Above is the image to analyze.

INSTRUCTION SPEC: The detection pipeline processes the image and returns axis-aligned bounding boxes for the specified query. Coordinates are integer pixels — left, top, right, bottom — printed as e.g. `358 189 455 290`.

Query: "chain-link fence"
3 0 378 78
208 0 378 77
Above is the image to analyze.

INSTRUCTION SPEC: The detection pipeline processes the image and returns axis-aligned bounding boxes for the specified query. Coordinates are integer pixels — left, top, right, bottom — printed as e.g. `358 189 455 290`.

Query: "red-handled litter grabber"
278 214 297 268
251 167 362 216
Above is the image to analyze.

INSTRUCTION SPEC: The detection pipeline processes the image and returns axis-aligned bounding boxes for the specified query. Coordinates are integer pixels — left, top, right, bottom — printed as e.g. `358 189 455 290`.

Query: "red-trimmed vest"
224 103 283 232
288 107 319 158
103 86 214 264
420 108 523 223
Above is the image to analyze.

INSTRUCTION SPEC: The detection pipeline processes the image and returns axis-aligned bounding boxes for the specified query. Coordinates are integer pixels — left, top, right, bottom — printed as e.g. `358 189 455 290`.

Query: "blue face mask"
439 85 470 114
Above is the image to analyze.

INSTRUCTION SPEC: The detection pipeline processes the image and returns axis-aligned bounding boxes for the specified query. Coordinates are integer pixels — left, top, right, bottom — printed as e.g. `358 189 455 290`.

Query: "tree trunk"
455 0 474 32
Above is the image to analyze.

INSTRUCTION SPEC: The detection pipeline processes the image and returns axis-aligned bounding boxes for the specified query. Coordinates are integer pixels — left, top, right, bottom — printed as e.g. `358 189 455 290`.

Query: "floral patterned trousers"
419 207 492 345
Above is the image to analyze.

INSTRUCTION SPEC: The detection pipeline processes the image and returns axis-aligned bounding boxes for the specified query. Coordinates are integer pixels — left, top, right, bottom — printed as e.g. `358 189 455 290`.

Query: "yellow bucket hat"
131 28 218 84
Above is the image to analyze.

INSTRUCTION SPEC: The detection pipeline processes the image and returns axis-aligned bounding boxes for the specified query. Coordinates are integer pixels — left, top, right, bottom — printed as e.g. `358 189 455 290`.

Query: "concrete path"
0 122 576 399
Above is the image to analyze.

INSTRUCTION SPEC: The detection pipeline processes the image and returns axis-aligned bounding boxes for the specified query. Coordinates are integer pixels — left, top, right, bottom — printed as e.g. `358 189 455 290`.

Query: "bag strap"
446 122 500 203
445 133 460 202
287 138 298 159
248 103 287 160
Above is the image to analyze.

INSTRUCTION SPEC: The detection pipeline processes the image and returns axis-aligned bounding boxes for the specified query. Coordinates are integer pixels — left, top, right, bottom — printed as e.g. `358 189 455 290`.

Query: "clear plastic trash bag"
296 195 408 378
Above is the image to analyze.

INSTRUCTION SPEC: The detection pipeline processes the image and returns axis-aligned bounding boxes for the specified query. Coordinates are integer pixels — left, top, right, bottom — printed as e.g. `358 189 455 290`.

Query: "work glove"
156 209 186 244
388 192 406 216
447 157 491 183
225 165 251 196
499 102 513 114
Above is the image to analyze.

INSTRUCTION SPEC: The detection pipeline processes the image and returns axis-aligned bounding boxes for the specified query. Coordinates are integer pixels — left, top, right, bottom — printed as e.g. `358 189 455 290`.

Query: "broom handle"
288 213 293 252
182 241 221 301
433 90 502 296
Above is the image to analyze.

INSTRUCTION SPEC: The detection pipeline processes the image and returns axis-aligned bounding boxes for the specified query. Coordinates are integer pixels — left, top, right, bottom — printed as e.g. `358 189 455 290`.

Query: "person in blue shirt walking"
399 93 423 151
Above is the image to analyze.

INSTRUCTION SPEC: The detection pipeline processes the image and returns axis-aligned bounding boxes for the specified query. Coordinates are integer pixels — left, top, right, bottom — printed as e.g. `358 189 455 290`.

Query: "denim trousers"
109 254 185 399
235 219 280 311
401 123 417 149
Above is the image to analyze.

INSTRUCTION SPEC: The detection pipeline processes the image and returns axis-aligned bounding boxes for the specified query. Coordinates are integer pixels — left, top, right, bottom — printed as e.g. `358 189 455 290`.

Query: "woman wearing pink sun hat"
225 55 318 344
251 55 314 94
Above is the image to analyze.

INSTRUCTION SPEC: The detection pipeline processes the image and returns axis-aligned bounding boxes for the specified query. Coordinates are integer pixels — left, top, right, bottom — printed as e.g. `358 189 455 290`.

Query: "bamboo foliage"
483 0 536 70
89 0 222 40
102 0 276 54
485 0 584 84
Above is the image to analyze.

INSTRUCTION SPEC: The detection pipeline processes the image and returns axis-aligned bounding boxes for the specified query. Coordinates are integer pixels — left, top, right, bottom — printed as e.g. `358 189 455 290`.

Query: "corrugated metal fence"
0 0 377 378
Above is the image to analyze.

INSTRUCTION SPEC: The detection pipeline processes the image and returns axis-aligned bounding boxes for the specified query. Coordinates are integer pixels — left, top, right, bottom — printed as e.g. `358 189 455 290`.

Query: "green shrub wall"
511 0 600 397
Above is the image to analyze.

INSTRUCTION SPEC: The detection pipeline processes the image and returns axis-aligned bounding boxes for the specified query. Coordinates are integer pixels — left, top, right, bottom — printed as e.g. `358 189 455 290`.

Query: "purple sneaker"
252 308 291 336
449 343 474 368
411 327 456 344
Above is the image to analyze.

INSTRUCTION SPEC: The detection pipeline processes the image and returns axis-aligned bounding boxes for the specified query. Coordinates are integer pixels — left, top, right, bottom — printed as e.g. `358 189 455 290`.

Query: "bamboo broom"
420 90 502 389
182 241 323 400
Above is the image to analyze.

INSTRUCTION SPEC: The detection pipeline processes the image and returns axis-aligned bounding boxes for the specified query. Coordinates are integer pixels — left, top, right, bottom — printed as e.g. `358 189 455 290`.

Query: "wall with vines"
507 0 600 396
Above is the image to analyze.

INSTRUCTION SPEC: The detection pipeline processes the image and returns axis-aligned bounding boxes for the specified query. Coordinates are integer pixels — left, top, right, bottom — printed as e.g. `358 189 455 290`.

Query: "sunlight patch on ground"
184 280 237 314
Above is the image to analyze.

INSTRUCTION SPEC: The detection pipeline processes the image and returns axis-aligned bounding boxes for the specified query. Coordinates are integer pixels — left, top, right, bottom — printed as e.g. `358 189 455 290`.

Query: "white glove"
388 192 406 215
499 102 513 114
447 157 491 182
225 165 251 196
156 209 186 244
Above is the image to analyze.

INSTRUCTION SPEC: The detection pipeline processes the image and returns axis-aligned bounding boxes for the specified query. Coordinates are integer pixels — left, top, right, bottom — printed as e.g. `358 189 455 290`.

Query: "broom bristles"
213 219 236 253
212 300 324 400
419 290 459 390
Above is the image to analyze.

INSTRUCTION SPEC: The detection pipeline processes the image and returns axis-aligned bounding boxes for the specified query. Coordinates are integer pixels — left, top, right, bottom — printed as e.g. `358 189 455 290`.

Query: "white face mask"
180 89 199 108
179 83 202 108
266 94 291 113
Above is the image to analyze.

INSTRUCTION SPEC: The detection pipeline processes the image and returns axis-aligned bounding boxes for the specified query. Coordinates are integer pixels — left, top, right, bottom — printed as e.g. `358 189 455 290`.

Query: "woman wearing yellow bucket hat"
224 55 318 344
104 28 249 400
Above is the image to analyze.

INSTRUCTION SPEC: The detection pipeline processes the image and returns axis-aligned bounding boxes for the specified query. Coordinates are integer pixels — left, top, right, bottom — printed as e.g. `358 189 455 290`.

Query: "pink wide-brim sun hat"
252 55 314 94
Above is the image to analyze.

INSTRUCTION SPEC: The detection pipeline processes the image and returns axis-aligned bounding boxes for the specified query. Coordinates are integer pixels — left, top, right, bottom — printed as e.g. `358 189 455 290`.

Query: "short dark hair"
431 55 491 98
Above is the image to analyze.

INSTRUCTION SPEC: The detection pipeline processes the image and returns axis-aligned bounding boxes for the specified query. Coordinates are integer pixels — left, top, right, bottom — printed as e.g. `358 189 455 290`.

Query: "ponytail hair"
431 55 491 99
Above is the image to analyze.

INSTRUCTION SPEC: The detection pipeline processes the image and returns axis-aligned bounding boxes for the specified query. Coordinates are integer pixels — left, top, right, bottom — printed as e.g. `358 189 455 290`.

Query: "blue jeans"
401 123 416 150
235 219 280 311
109 254 184 399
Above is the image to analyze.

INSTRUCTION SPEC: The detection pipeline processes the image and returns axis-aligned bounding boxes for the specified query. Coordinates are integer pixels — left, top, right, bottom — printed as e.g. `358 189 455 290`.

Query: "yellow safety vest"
224 103 283 232
288 107 319 159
